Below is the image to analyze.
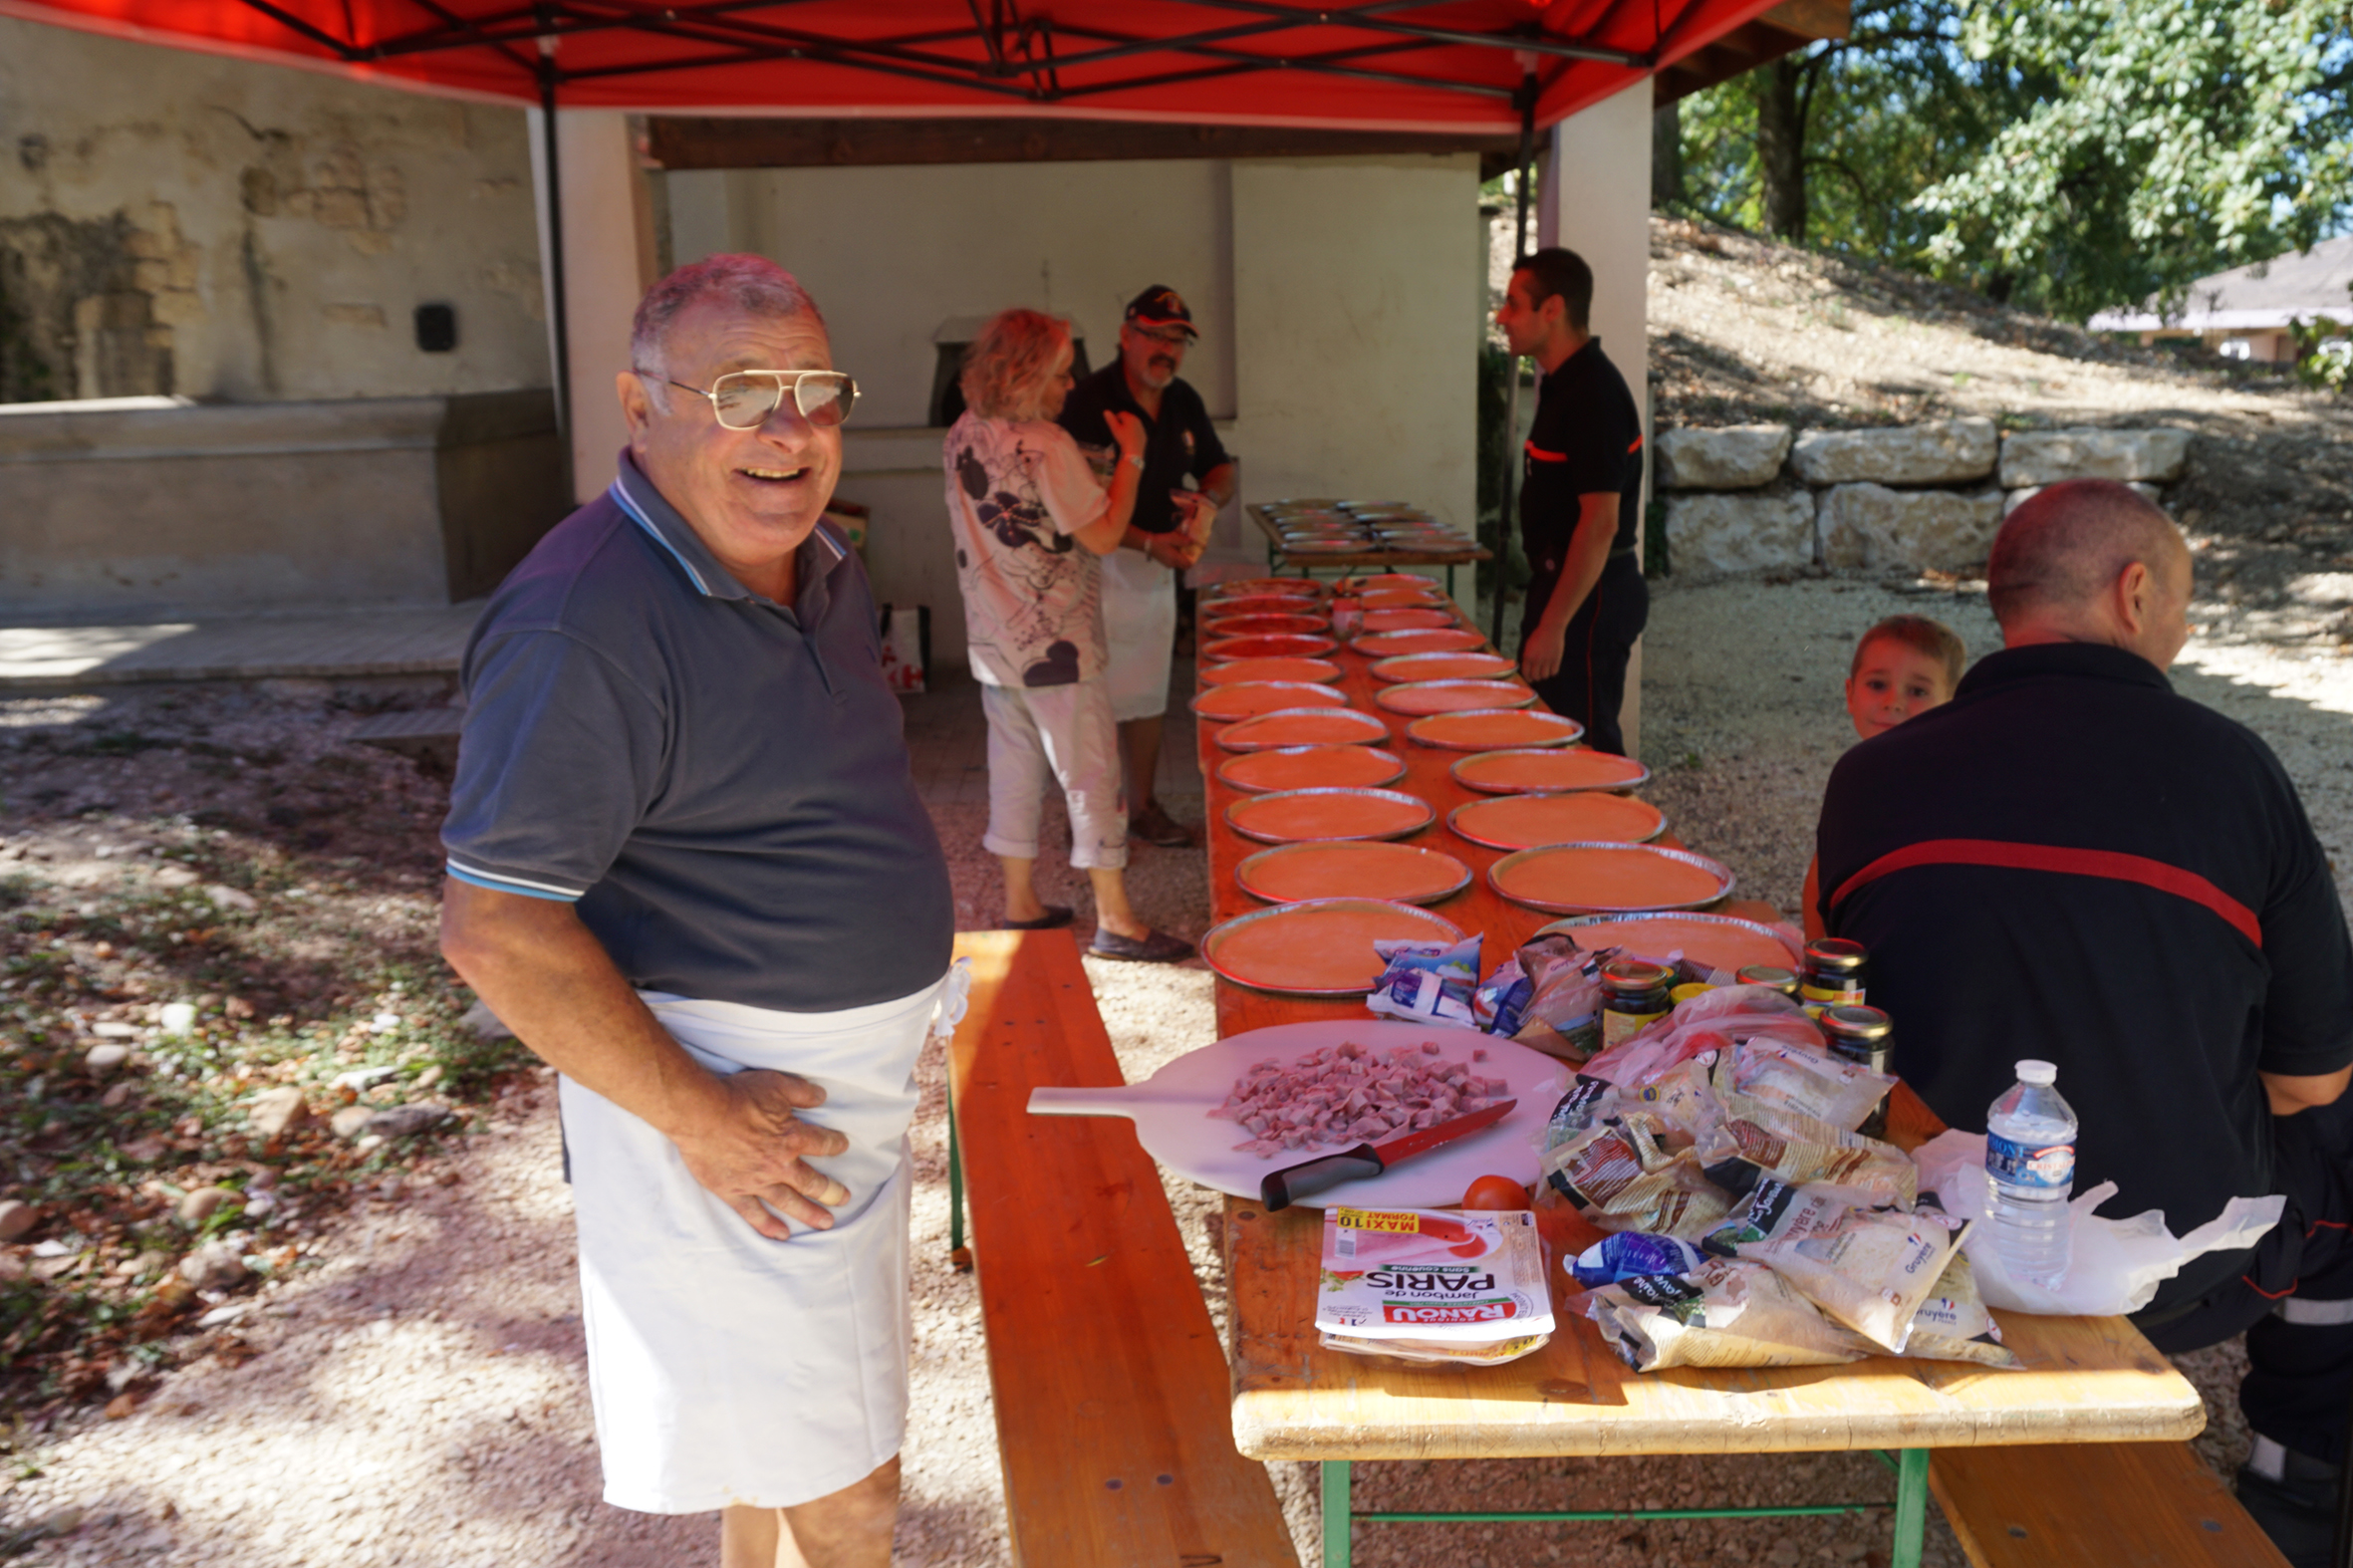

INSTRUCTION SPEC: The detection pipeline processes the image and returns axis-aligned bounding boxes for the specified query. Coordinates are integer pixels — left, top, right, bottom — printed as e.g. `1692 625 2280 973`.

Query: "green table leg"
945 1072 966 1260
1323 1459 1352 1568
1891 1448 1930 1568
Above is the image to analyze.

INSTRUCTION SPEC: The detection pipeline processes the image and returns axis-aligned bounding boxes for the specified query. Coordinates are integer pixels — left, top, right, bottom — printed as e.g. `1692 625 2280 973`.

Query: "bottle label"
1986 1131 2074 1189
1799 981 1865 1005
1601 1006 1667 1047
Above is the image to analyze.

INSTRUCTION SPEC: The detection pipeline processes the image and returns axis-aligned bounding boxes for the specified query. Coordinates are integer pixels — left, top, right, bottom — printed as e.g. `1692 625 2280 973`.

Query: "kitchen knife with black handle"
1259 1098 1517 1211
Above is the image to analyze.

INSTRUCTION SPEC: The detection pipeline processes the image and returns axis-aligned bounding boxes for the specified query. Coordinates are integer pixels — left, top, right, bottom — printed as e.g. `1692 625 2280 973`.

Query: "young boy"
1802 616 1967 937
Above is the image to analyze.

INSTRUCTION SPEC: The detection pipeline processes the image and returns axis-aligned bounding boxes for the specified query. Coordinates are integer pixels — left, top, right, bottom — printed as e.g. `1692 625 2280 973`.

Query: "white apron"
562 964 966 1514
1099 545 1178 721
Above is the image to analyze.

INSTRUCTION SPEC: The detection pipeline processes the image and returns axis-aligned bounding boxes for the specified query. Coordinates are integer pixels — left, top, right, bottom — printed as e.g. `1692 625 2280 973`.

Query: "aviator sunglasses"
646 369 859 429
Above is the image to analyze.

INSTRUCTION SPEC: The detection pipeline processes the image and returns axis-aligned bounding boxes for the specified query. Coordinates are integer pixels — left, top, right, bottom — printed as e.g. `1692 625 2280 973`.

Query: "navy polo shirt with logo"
1518 336 1644 578
441 450 954 1014
1817 642 2353 1306
1059 365 1232 535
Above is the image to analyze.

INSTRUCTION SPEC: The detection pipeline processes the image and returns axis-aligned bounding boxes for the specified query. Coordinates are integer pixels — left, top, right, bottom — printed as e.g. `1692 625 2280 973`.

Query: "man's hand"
1520 615 1569 682
670 1068 854 1239
1104 409 1146 463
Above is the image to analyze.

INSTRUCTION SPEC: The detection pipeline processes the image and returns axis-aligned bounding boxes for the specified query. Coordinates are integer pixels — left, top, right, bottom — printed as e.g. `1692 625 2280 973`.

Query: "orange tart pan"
1190 681 1349 722
1359 607 1456 632
1486 842 1734 915
1369 651 1517 683
1202 633 1338 661
1405 708 1584 750
1199 612 1330 638
1223 786 1436 845
1353 627 1486 656
1199 898 1466 995
1210 577 1326 599
1447 791 1668 851
1215 706 1392 752
1536 912 1800 977
1450 747 1652 795
1359 589 1446 612
1203 592 1321 617
1198 656 1342 687
1373 678 1535 717
1215 744 1408 794
1336 572 1441 593
1235 841 1472 907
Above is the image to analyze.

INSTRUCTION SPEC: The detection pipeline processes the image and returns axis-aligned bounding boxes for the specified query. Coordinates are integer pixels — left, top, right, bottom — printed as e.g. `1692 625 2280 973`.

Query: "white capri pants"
562 972 953 1514
980 676 1130 870
1099 547 1178 722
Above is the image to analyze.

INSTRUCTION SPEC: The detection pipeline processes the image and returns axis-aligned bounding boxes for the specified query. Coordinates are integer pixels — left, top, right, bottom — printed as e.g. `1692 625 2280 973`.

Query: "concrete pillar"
529 109 659 503
1537 81 1652 758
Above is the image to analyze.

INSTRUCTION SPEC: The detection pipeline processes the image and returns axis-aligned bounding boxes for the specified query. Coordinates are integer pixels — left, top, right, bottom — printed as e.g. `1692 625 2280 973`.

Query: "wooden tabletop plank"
1222 1193 2204 1461
948 930 1299 1567
1190 598 2206 1464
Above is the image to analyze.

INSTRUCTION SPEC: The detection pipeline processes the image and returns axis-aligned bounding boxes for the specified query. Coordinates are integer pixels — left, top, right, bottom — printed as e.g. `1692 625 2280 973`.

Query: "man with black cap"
1060 284 1237 847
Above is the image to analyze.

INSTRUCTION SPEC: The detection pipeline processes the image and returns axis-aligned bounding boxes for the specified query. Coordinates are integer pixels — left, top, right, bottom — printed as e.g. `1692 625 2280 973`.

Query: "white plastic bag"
1912 1130 2285 1316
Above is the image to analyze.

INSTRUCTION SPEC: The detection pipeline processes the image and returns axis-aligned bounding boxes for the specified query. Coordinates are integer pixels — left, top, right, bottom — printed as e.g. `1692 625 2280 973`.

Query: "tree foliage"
1672 0 2353 322
1919 1 2353 320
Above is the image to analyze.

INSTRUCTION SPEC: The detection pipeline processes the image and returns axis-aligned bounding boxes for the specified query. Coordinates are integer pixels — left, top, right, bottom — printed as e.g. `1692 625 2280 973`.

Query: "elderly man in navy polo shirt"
1816 481 2353 1566
439 255 955 1568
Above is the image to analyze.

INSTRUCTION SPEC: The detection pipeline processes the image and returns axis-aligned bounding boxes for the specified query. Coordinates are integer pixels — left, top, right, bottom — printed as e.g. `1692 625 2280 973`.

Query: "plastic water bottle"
1985 1060 2078 1289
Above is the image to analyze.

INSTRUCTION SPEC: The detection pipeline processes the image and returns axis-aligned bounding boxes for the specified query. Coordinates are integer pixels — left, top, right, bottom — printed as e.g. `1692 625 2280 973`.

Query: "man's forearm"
1199 461 1238 509
439 879 719 1139
1537 500 1619 632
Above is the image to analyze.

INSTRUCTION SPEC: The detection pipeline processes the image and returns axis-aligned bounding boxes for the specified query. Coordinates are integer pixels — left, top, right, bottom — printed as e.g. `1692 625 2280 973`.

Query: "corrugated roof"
2088 235 2353 334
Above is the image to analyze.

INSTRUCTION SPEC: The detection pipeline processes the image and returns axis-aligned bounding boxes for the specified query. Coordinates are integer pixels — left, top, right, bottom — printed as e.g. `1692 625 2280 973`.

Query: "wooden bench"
945 928 1299 1567
1931 1442 2288 1567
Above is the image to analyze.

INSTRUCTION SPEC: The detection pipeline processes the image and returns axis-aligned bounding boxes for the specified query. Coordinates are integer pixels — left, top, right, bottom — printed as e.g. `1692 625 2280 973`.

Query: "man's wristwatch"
1125 453 1146 471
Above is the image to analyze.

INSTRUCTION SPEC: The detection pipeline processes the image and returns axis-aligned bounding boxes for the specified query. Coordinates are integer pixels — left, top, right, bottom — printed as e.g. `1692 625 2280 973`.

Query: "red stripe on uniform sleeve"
1828 838 2261 948
1627 435 1644 453
1524 441 1567 462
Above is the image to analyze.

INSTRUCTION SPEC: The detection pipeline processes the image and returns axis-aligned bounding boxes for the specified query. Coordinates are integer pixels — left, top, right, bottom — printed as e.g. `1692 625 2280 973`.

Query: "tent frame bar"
227 0 1664 106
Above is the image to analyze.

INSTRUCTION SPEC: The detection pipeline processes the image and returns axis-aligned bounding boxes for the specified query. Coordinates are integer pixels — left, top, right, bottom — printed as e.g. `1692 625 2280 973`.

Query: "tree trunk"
1652 101 1684 208
1754 57 1807 242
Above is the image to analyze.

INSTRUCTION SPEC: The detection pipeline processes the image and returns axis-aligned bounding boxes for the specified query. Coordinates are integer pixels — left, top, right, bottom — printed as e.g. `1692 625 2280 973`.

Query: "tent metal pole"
538 48 572 453
1490 73 1536 651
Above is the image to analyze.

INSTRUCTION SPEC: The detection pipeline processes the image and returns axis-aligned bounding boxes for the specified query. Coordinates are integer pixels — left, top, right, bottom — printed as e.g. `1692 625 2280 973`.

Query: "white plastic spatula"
1026 1020 1566 1209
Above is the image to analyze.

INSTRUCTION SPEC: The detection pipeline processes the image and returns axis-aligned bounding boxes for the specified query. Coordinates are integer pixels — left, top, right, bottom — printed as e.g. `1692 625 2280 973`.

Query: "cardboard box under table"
1192 591 2207 1568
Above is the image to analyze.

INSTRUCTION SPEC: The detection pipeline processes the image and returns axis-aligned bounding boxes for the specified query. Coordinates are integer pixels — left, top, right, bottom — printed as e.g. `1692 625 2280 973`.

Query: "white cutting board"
1028 1020 1568 1208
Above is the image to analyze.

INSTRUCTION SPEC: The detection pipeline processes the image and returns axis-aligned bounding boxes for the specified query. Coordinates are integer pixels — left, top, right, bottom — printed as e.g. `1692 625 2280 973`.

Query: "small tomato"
1461 1175 1530 1210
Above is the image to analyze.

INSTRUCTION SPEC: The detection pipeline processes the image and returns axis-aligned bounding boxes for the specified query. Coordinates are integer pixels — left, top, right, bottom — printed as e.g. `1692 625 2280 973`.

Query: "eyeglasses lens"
708 373 856 430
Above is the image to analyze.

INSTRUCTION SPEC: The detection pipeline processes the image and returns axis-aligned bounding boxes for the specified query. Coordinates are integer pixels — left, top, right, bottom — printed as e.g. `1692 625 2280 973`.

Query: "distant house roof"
2088 235 2353 334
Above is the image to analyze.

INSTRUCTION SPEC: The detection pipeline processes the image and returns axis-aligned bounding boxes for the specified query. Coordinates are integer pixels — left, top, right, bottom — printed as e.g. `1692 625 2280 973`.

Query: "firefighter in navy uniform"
1493 246 1648 755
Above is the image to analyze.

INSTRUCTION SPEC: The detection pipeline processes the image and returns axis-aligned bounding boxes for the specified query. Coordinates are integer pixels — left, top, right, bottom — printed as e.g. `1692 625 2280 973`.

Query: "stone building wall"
1656 419 2188 577
0 17 550 405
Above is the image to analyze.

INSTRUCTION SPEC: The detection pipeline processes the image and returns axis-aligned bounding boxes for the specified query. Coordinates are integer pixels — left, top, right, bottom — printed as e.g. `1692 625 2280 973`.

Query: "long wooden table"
1191 588 2206 1568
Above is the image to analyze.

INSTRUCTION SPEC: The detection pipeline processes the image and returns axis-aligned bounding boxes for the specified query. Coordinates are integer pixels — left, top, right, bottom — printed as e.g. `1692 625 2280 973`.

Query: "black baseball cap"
1124 285 1198 339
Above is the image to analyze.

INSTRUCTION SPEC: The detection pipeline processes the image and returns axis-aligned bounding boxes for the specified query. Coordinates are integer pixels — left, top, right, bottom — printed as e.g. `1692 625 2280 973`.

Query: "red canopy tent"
0 2 1786 132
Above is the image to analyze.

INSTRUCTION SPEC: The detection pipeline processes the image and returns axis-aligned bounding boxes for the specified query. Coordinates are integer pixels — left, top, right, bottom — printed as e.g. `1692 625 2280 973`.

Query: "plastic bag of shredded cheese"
1586 1258 1876 1371
1695 1102 1918 1208
1509 934 1604 1060
1700 1179 1968 1353
1365 934 1482 1028
1543 1120 1733 1240
1570 1230 1705 1287
1901 1251 2022 1370
1712 1037 1893 1134
1580 985 1823 1091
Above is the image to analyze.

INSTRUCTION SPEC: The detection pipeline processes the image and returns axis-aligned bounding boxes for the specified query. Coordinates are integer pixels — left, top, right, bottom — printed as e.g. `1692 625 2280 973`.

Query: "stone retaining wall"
1658 420 2188 577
